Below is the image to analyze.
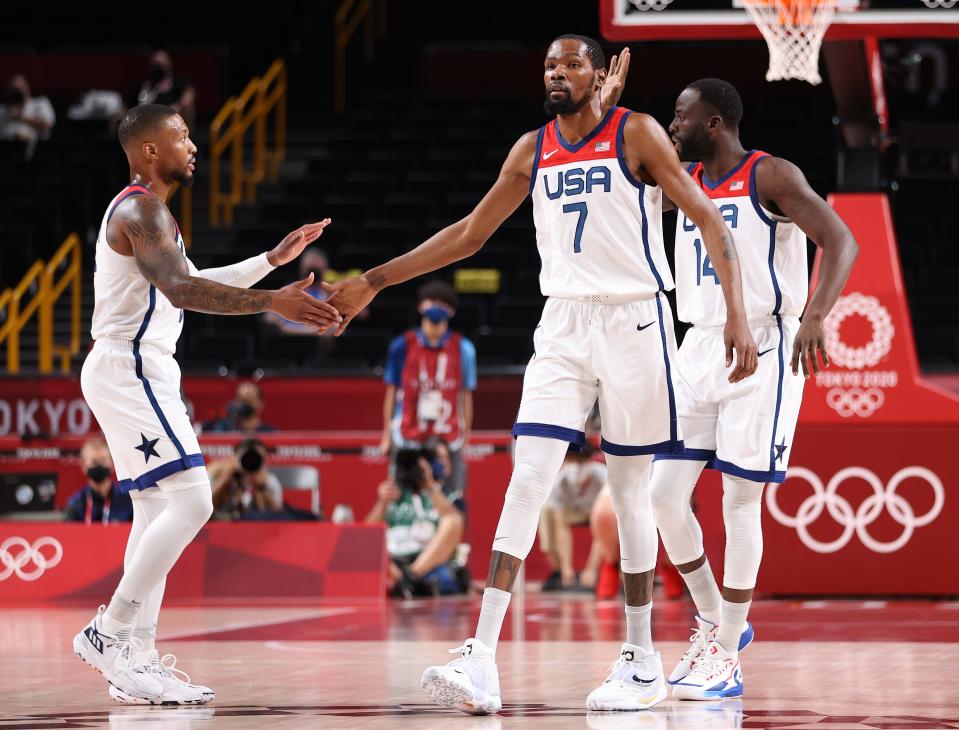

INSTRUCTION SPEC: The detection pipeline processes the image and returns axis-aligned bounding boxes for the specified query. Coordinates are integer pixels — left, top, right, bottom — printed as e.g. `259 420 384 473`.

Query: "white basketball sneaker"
421 638 502 715
667 616 754 685
109 650 214 705
585 643 667 711
73 606 163 703
671 641 743 700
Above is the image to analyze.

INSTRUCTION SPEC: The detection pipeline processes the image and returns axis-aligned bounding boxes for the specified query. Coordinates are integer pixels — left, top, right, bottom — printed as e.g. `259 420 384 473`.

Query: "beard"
675 125 711 162
543 88 589 116
168 165 195 187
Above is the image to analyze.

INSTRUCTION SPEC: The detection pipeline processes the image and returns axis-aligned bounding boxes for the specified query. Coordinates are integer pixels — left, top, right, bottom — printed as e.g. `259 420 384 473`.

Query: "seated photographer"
204 382 276 434
366 444 466 598
208 439 284 521
539 443 607 591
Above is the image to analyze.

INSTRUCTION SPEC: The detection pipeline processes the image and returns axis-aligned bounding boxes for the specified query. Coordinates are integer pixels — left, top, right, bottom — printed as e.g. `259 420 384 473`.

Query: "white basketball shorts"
512 293 684 456
655 315 805 483
80 338 205 492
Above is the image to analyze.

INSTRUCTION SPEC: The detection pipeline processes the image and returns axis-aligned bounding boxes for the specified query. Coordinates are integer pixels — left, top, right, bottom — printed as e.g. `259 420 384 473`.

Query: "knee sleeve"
721 474 764 590
159 468 214 530
492 436 569 560
605 455 657 574
650 459 707 566
125 490 167 570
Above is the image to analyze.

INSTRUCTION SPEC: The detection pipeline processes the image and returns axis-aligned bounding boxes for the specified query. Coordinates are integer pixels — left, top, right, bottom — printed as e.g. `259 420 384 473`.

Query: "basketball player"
72 104 342 704
325 37 758 714
649 79 858 700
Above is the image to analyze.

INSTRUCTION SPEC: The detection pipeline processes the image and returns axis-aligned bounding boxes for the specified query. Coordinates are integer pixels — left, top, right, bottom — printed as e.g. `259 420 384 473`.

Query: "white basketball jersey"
91 184 188 354
530 106 674 298
673 151 808 326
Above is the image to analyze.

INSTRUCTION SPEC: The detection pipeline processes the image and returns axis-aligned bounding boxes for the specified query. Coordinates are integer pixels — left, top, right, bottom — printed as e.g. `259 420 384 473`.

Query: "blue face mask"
431 460 447 481
423 306 451 324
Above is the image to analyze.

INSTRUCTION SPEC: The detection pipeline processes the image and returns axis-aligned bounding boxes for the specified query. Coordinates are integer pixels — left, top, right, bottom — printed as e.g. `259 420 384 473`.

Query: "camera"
236 439 265 473
227 400 256 424
393 445 436 492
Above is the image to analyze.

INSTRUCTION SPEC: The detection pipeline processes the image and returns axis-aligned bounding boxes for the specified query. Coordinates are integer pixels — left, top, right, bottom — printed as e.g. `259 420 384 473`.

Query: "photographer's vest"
398 330 464 446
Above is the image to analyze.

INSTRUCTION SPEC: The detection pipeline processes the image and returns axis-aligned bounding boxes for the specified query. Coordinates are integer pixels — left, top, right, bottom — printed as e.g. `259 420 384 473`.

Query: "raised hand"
267 219 332 267
600 47 630 113
269 273 342 331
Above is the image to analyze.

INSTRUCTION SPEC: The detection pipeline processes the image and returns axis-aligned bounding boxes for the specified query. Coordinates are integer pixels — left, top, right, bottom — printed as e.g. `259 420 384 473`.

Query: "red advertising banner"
0 522 387 601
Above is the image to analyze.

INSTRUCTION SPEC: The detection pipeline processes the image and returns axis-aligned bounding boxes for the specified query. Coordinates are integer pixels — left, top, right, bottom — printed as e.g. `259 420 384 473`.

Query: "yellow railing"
334 0 388 114
210 59 287 227
0 234 82 374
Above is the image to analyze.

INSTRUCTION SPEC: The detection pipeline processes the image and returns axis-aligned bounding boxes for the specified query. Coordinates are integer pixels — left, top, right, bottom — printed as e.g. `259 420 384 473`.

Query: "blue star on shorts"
774 437 788 464
135 433 161 464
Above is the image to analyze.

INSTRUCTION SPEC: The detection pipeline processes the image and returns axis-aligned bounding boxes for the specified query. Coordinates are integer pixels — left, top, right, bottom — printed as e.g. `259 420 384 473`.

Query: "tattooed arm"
114 196 341 329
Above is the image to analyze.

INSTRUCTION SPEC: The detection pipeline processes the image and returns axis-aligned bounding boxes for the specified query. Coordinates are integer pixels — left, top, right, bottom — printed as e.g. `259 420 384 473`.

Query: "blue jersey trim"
712 457 786 484
654 292 680 447
106 189 147 225
512 422 586 445
601 437 685 457
748 154 776 226
654 447 716 463
554 106 616 154
768 314 786 475
119 453 206 491
701 150 757 190
767 220 782 315
529 126 546 196
132 285 189 467
637 184 666 292
615 110 645 191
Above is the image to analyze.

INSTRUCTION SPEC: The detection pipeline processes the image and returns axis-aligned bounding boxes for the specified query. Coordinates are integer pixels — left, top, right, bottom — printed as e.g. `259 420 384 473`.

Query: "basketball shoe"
73 606 162 702
421 638 502 715
586 643 667 711
671 641 743 700
667 616 754 685
109 650 214 705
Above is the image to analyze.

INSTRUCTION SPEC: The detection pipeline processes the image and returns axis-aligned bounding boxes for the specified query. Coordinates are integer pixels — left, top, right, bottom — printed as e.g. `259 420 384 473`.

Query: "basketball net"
740 0 839 84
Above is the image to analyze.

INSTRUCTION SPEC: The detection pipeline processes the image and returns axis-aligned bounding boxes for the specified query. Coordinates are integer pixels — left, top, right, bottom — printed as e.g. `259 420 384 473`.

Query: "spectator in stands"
380 280 476 500
0 74 55 160
366 443 466 598
134 50 195 129
539 444 606 591
264 247 334 335
65 436 134 524
204 382 276 433
208 438 284 520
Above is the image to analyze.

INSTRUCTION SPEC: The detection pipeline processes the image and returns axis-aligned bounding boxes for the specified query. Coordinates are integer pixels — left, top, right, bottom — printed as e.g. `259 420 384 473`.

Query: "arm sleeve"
460 337 477 391
384 335 407 387
189 252 276 288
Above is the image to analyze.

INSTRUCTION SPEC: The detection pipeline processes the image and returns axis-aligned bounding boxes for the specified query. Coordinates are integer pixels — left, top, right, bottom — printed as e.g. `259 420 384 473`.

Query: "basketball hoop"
739 0 840 85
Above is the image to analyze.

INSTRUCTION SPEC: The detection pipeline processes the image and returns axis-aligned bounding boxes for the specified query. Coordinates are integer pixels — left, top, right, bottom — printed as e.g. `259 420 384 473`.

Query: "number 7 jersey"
530 106 674 298
674 150 808 326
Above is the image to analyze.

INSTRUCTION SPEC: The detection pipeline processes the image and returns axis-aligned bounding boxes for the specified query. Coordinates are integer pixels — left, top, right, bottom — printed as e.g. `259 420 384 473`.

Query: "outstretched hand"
270 273 342 331
267 219 332 267
600 47 630 114
322 275 379 336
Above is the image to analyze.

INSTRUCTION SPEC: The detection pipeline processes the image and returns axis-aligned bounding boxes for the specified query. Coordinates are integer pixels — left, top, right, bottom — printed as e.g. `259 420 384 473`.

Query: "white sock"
101 594 141 636
625 602 653 652
716 599 751 658
475 587 511 653
681 560 722 625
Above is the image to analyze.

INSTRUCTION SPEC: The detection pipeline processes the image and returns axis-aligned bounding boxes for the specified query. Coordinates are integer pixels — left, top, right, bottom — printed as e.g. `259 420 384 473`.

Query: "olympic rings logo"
825 387 885 418
823 293 894 370
766 466 944 554
0 536 63 582
628 0 674 10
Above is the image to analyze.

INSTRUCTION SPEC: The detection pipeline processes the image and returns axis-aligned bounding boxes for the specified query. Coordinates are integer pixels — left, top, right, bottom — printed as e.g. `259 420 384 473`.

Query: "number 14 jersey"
529 106 674 299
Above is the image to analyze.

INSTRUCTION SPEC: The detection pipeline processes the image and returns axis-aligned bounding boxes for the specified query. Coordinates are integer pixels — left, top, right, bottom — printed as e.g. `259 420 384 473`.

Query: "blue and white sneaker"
586 643 667 711
667 616 753 685
671 641 743 700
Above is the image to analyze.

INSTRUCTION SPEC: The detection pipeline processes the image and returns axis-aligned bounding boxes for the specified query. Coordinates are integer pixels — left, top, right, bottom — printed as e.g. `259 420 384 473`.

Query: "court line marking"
160 607 356 640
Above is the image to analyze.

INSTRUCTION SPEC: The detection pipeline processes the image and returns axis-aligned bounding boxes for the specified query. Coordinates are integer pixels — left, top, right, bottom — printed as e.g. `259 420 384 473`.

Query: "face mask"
423 306 451 324
431 460 447 482
239 448 264 473
86 464 111 483
7 90 25 105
